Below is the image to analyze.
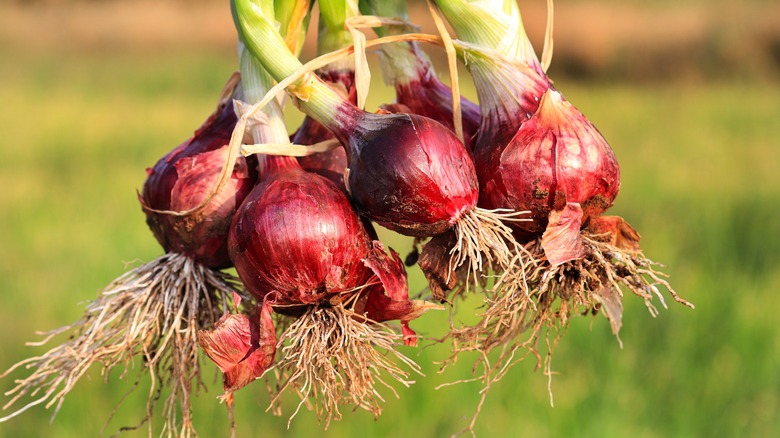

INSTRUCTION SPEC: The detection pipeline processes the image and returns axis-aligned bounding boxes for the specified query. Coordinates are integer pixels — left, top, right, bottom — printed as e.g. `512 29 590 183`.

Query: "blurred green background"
1 0 779 436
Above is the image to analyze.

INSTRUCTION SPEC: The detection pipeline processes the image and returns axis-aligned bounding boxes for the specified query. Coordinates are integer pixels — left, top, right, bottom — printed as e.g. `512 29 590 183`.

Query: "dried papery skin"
358 241 440 346
142 78 256 268
584 215 641 252
541 202 587 267
0 253 245 437
418 232 463 302
477 89 620 238
198 299 276 403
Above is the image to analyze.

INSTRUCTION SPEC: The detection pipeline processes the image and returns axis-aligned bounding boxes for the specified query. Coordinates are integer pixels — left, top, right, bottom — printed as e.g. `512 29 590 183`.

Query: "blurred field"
1 1 780 437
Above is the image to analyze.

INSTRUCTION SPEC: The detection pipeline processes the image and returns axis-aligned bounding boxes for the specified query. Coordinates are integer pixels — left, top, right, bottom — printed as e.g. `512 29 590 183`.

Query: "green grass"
1 47 779 437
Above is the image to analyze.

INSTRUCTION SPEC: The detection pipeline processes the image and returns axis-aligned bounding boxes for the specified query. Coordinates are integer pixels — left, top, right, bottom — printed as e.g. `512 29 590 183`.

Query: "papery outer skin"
197 300 276 400
477 89 620 238
142 84 255 269
541 202 587 267
417 232 459 302
338 110 479 237
294 69 354 189
584 215 641 252
593 285 623 337
358 241 431 347
228 157 375 307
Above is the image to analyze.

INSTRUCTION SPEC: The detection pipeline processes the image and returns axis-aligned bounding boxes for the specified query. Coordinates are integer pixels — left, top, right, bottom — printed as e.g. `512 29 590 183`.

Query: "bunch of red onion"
0 0 694 434
1 74 257 436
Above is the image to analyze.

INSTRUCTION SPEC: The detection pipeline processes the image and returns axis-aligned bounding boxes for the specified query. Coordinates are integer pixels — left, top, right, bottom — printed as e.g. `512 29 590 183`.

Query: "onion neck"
462 44 549 142
238 43 286 137
433 0 541 72
234 0 362 142
237 39 297 175
359 0 408 27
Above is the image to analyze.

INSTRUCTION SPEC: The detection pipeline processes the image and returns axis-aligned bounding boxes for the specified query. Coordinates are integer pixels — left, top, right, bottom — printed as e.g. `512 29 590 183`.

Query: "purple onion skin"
393 64 481 151
294 70 354 189
478 90 620 238
228 157 375 307
472 71 550 177
142 89 256 269
334 108 479 237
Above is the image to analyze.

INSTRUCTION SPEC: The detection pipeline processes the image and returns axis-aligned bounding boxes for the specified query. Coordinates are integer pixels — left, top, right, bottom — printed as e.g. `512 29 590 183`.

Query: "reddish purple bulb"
142 82 255 268
334 109 479 237
477 89 620 237
228 157 374 306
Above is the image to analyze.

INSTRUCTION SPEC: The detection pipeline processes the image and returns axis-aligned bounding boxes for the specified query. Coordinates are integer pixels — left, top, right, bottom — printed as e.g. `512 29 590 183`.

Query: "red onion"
230 153 426 325
432 0 618 245
479 89 620 245
229 155 374 306
227 153 430 420
432 2 619 246
142 76 255 268
431 0 694 398
332 106 480 237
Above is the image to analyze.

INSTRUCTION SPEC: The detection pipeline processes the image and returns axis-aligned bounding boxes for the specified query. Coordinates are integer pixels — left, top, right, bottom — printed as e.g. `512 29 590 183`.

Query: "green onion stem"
233 0 350 129
359 0 434 87
316 0 358 69
433 0 539 68
238 42 290 145
274 0 312 56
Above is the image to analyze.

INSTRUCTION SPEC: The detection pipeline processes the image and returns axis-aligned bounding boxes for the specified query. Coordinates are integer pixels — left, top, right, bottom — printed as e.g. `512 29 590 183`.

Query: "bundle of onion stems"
0 0 692 435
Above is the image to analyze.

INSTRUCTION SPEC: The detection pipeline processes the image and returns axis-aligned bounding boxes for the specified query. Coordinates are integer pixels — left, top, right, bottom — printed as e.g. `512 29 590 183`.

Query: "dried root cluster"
1 253 245 436
444 225 695 390
268 298 420 429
